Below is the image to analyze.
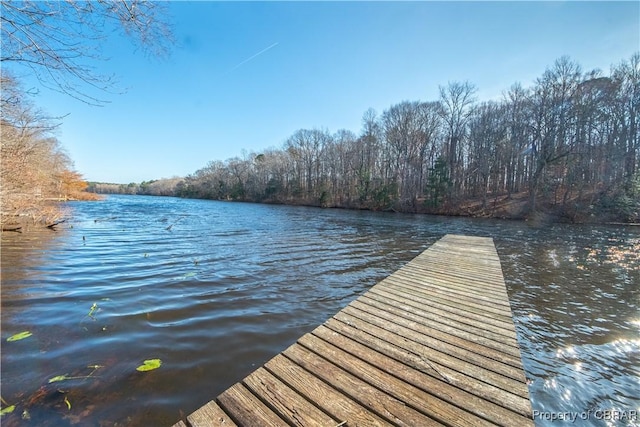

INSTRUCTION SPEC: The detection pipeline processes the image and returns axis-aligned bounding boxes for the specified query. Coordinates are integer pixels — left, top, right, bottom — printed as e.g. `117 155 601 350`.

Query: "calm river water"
1 195 638 426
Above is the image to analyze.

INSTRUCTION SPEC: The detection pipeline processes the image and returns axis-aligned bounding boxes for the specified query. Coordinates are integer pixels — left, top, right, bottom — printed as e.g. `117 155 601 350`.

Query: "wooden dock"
172 234 533 427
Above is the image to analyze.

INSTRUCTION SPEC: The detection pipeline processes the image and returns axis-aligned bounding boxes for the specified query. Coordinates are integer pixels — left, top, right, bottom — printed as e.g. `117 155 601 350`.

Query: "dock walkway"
172 234 533 426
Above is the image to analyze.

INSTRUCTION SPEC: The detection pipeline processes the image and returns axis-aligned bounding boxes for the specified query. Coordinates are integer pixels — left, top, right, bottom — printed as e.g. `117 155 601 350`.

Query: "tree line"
166 54 638 222
87 178 183 196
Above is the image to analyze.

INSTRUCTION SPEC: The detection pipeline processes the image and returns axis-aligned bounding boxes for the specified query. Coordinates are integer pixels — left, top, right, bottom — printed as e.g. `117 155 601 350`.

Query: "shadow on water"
1 195 638 426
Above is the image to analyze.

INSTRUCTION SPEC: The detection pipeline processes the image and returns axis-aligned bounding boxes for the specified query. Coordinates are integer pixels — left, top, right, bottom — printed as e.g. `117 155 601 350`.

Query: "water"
1 195 638 426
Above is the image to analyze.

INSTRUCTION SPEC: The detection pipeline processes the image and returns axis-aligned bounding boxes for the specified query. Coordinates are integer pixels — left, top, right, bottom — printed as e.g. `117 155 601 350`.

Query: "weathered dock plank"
187 400 236 427
172 234 533 427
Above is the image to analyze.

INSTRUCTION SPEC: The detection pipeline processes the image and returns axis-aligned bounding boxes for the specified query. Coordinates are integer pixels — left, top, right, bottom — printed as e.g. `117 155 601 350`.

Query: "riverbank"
248 189 639 225
1 192 102 232
419 191 640 225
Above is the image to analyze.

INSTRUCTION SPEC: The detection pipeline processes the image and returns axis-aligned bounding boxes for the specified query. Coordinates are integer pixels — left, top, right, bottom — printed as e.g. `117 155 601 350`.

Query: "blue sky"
10 1 640 183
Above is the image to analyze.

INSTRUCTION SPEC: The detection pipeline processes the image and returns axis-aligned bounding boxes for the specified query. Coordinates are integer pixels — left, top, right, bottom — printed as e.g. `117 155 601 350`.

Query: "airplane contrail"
228 42 279 73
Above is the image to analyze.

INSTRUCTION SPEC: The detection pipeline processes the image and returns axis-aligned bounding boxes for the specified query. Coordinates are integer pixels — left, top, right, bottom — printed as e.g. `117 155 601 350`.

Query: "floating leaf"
0 405 15 416
49 373 97 383
88 303 98 318
49 375 70 383
64 396 71 410
182 272 196 279
7 331 32 342
136 359 162 372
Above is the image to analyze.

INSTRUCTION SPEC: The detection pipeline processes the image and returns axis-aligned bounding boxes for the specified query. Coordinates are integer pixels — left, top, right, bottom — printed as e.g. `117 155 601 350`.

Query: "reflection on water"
501 228 640 427
1 195 638 426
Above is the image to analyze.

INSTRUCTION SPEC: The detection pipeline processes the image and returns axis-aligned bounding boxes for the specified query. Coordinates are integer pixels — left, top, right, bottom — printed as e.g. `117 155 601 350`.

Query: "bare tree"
1 0 173 104
468 101 506 208
611 53 640 187
356 108 382 204
326 129 357 205
439 81 477 197
380 101 443 209
502 83 532 197
527 56 582 211
284 128 331 199
417 101 444 196
1 73 75 224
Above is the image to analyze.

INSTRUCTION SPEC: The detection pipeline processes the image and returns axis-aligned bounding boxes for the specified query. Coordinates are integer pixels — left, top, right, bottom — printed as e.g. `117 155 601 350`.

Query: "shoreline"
3 191 638 232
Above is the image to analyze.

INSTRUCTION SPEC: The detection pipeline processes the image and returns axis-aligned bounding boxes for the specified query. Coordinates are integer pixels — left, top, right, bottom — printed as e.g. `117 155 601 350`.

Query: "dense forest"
107 54 639 223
